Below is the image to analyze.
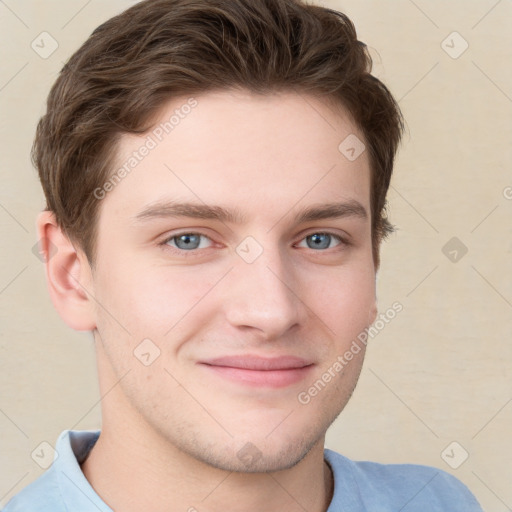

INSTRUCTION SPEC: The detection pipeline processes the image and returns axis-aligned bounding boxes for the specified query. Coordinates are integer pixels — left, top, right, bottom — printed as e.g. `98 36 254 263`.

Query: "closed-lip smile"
199 355 314 387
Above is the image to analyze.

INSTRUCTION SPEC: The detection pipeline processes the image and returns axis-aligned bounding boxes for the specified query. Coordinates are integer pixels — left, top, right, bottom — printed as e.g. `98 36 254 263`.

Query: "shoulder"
2 429 102 512
2 466 64 512
324 449 483 511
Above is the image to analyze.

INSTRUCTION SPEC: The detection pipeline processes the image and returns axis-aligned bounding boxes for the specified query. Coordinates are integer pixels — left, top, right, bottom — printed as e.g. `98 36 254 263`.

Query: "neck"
81 419 333 512
80 340 334 512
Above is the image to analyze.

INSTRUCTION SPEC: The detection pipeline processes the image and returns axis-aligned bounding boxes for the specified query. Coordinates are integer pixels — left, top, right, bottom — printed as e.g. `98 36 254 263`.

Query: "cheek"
306 264 376 340
94 258 221 339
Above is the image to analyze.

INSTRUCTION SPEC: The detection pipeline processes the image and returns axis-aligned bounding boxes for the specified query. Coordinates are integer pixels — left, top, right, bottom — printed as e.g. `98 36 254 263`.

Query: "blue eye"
160 231 345 256
298 233 342 250
165 233 212 251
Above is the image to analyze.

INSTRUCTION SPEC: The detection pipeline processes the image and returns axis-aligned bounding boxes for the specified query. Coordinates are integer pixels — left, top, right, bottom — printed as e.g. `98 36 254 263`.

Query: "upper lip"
200 355 313 371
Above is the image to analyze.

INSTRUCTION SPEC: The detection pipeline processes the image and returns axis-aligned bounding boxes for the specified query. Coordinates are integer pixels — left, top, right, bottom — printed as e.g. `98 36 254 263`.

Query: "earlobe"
368 272 378 325
36 211 97 331
368 301 378 326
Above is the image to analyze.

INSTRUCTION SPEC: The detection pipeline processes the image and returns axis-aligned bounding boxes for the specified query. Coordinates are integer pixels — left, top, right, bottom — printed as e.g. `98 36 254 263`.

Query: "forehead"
103 90 371 227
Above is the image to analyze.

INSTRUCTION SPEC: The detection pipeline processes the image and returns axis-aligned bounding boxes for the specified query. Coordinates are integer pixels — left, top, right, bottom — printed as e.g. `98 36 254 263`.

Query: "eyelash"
158 230 351 257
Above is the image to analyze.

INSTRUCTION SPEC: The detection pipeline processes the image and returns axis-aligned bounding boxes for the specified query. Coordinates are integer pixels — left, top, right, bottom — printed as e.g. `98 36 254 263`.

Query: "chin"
202 440 315 473
173 421 327 474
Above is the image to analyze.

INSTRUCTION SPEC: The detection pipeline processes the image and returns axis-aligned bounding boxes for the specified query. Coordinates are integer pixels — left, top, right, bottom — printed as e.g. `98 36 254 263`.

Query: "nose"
221 246 304 341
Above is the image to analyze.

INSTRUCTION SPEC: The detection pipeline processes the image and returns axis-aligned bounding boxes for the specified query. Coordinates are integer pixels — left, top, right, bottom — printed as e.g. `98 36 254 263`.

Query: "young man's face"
87 90 377 471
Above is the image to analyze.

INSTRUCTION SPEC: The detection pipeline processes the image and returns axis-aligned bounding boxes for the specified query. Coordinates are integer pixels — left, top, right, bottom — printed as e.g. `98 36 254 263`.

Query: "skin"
38 89 378 512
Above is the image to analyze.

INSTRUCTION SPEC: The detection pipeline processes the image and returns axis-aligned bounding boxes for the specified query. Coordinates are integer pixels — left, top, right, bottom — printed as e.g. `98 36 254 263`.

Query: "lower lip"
200 364 314 388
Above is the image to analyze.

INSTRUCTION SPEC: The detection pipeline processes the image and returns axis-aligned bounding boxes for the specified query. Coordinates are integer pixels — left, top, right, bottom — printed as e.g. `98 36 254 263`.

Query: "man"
4 0 483 510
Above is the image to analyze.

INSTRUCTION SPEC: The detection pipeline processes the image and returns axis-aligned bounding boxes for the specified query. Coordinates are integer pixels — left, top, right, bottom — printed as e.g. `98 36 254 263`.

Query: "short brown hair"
33 0 404 268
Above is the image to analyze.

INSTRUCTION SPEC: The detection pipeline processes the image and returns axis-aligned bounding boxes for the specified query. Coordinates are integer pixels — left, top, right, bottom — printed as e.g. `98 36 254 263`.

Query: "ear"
368 301 378 326
36 211 97 331
368 271 378 325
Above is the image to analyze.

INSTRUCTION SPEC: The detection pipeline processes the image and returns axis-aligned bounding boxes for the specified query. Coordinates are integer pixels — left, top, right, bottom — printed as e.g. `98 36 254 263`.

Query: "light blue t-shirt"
2 430 483 511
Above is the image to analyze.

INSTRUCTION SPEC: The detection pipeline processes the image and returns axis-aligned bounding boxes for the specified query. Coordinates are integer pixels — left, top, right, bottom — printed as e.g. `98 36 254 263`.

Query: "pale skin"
38 90 378 512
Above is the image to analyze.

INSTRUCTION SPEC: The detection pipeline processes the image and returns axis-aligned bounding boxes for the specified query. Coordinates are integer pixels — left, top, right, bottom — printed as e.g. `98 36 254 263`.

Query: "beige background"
1 0 511 510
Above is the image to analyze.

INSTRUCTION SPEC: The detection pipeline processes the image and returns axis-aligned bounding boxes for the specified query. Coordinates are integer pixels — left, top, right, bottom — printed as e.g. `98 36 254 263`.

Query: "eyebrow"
133 199 368 225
